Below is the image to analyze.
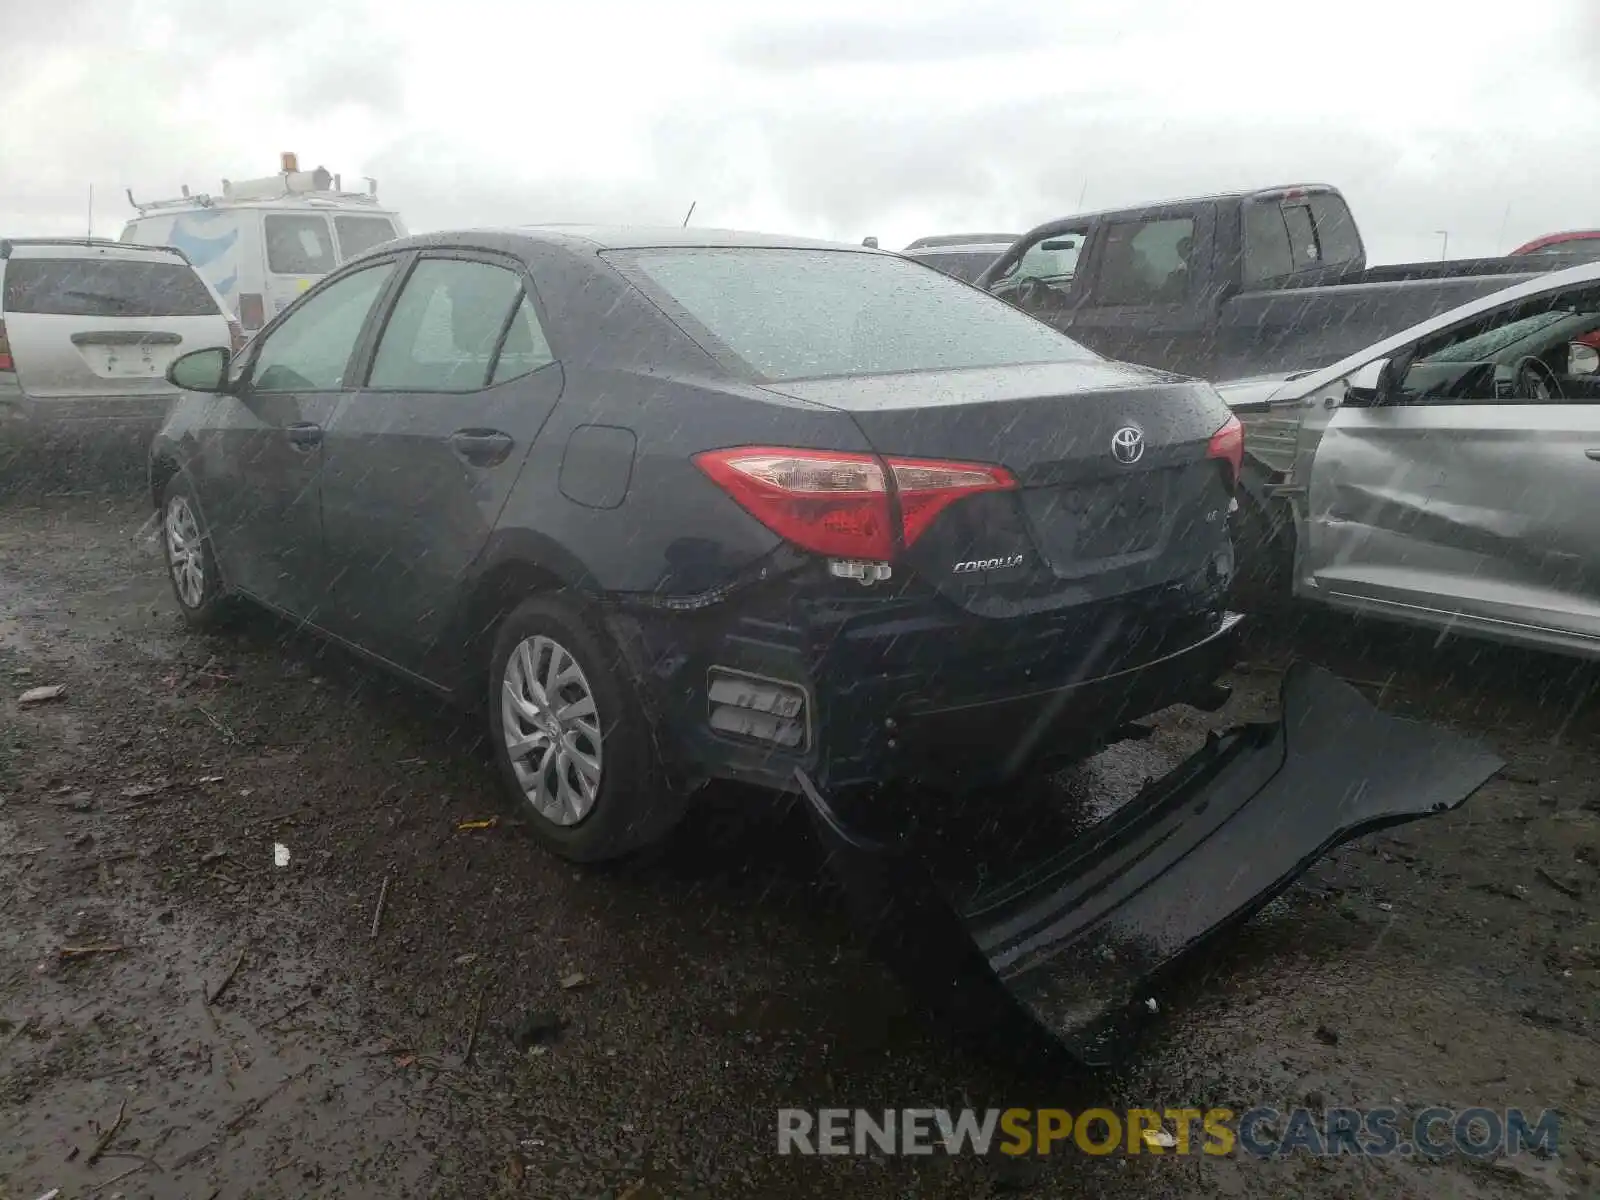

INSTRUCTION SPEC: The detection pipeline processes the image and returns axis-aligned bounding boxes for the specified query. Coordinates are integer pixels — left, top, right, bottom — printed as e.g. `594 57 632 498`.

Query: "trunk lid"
767 361 1237 611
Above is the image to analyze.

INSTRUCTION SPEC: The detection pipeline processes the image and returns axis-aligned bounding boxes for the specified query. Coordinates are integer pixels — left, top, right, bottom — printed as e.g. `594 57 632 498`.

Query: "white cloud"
2 0 1596 263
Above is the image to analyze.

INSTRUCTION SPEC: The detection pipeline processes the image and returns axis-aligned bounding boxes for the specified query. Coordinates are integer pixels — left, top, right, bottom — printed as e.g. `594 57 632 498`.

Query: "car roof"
906 243 1013 256
1512 230 1600 254
1234 258 1600 402
382 226 878 256
903 233 1021 250
0 237 196 265
1011 183 1343 246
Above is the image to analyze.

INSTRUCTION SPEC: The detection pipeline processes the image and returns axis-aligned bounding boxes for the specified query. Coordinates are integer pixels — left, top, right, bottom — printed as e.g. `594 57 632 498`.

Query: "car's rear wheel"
488 595 682 862
160 476 235 629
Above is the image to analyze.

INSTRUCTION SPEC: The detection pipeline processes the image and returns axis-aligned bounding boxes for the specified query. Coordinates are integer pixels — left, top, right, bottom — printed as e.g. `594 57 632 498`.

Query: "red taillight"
1207 414 1244 488
228 319 247 355
693 446 1016 562
889 456 1018 546
0 319 11 372
238 293 266 332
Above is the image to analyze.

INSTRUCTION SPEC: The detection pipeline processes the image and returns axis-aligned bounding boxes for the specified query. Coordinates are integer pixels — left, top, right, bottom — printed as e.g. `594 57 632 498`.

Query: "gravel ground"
0 482 1597 1199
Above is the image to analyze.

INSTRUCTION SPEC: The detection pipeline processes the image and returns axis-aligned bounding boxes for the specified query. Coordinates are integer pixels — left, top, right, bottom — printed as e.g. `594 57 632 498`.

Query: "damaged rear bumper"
797 662 1502 1069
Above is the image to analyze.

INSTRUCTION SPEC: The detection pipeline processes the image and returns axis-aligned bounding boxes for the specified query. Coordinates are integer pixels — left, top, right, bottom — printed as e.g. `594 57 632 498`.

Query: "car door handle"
450 429 514 467
286 422 323 449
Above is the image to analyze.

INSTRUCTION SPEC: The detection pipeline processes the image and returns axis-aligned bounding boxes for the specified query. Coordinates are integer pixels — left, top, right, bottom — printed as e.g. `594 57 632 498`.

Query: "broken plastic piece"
797 662 1502 1069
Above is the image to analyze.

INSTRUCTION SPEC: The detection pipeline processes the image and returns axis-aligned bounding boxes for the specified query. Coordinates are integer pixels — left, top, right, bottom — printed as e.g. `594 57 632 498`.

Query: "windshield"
1417 310 1576 363
614 246 1098 381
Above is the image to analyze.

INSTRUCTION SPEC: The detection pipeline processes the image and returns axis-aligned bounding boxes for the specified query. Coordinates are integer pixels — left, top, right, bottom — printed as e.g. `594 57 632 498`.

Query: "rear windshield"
1 257 220 317
334 215 398 259
612 247 1098 381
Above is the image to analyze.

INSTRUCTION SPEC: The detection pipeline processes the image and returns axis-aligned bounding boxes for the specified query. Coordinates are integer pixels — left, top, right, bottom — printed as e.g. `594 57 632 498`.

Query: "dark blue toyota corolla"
150 226 1246 861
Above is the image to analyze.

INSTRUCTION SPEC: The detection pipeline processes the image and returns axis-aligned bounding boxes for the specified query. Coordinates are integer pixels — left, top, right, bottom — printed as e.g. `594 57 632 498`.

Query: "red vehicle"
1510 230 1600 258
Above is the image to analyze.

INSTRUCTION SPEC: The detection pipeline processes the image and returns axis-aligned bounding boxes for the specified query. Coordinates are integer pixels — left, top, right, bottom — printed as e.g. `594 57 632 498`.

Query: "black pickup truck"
975 184 1592 381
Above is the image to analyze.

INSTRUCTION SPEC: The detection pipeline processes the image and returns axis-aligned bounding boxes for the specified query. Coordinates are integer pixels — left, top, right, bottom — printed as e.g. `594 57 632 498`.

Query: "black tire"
158 473 237 630
487 594 683 863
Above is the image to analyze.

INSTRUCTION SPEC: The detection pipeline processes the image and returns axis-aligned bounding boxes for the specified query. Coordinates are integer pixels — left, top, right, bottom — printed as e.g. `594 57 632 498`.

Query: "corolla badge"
1111 424 1145 465
952 554 1025 574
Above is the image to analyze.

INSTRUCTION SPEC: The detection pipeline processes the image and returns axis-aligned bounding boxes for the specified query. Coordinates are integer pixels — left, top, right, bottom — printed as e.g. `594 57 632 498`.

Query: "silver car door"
1304 290 1600 652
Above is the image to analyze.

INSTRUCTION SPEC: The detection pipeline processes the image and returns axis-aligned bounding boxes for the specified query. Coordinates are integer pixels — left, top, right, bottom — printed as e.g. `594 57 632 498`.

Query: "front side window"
368 258 531 392
1396 288 1600 404
250 262 395 392
264 214 337 275
614 247 1098 382
1089 217 1195 306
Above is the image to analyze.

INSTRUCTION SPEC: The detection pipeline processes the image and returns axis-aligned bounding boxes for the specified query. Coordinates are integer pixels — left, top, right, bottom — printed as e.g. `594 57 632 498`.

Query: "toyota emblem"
1111 425 1145 465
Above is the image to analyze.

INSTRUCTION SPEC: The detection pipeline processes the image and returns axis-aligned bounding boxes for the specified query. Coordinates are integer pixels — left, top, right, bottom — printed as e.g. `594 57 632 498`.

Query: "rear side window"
1282 204 1319 267
369 258 540 392
0 257 220 317
334 216 398 261
1090 217 1195 306
1242 202 1293 284
1309 194 1362 264
491 294 556 384
264 215 337 275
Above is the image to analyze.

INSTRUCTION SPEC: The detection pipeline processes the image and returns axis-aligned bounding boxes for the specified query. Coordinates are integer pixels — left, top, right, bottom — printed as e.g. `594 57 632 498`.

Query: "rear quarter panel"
476 241 874 597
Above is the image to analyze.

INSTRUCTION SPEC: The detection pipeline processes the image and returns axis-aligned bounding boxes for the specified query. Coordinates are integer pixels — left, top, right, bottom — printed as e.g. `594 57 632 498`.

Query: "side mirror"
1569 343 1600 376
862 236 879 249
166 346 233 393
1344 356 1391 405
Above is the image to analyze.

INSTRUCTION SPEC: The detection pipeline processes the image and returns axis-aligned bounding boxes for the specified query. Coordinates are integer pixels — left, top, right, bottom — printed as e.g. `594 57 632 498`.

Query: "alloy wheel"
165 494 206 610
500 634 604 825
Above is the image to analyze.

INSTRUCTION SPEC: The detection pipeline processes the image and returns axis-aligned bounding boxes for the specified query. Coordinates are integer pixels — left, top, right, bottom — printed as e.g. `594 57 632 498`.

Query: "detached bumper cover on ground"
798 662 1504 1067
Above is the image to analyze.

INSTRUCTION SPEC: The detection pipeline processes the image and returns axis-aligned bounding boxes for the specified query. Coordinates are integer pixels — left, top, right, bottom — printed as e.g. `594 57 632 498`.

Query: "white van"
119 154 408 336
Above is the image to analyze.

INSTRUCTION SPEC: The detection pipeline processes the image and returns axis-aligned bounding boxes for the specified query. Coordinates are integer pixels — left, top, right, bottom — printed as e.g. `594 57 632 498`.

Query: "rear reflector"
0 319 11 372
1207 415 1244 488
694 446 1016 562
707 669 808 749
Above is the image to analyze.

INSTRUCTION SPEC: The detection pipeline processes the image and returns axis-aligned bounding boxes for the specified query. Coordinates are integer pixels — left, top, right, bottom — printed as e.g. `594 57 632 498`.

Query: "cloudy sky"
4 0 1597 263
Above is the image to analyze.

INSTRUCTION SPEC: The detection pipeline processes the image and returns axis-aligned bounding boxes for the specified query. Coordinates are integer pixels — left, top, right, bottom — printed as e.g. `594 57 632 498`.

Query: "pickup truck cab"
978 184 1587 381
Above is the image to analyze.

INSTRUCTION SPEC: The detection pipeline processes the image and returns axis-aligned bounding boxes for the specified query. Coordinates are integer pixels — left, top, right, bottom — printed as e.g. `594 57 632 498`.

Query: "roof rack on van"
127 153 382 215
0 236 191 262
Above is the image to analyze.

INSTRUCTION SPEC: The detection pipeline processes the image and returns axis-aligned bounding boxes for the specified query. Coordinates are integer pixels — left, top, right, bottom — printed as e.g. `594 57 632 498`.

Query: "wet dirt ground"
1 481 1597 1199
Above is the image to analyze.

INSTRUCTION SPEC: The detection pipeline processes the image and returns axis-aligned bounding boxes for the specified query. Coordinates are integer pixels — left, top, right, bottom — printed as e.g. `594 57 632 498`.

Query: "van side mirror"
1344 357 1391 406
167 346 233 394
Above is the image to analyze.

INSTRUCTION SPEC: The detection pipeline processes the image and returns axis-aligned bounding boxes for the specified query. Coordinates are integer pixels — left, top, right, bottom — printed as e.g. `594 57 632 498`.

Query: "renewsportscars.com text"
776 1107 1560 1159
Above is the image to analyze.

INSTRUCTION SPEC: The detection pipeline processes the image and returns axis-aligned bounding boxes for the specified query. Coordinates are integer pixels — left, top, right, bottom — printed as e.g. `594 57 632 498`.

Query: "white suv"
0 238 237 434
